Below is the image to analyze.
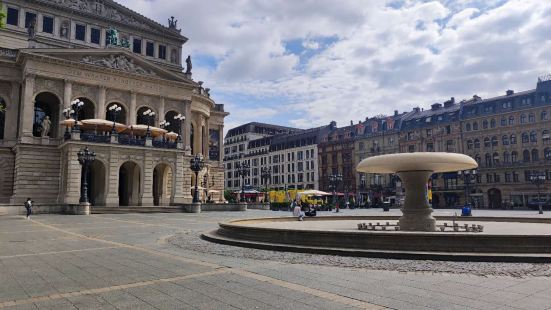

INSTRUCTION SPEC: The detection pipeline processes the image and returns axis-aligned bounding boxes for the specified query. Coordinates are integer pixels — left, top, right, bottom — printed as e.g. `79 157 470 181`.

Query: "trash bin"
461 204 472 216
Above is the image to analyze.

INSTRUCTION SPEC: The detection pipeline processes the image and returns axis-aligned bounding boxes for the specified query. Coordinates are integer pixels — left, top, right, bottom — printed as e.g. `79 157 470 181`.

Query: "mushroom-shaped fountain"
357 152 477 231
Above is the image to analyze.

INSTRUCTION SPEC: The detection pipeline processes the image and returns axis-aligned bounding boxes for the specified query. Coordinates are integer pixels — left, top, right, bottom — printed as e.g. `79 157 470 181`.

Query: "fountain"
356 152 477 231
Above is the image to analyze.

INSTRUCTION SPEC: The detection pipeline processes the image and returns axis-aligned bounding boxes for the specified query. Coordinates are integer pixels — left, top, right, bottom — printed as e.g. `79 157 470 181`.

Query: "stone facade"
0 0 228 209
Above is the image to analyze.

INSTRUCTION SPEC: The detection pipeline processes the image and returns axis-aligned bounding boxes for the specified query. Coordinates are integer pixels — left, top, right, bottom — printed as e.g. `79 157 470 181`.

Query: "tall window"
133 38 142 54
530 131 537 142
503 151 510 163
482 119 488 129
509 116 514 125
7 7 19 26
529 113 535 123
490 119 496 128
484 137 490 148
541 110 548 121
146 41 154 57
523 150 530 162
42 16 54 34
532 149 539 161
522 132 529 143
502 135 509 145
75 24 86 41
158 45 166 59
472 122 478 130
25 12 36 28
474 139 480 148
545 148 551 160
485 153 492 167
465 123 471 131
520 114 527 124
511 151 518 163
510 134 517 144
491 136 498 147
500 118 506 126
91 28 100 44
467 140 473 150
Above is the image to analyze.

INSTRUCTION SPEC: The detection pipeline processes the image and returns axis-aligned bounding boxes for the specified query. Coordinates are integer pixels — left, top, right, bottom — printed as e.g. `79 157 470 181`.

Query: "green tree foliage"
0 4 6 29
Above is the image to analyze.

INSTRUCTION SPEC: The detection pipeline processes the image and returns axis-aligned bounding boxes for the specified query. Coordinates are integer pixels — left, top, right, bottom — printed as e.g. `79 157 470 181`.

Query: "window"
523 150 530 162
482 119 488 129
509 116 515 125
133 38 142 54
500 118 507 126
520 114 527 124
466 123 471 131
493 152 499 165
490 119 496 128
541 111 548 121
502 135 509 145
25 12 36 28
545 148 551 160
90 27 100 44
543 130 550 143
491 136 498 147
426 142 434 152
7 7 19 26
486 173 493 183
494 173 500 183
408 145 415 152
474 154 481 164
513 171 519 182
158 45 167 59
530 131 537 142
505 172 511 182
75 24 86 41
529 113 535 123
503 151 510 163
474 139 480 148
532 149 539 162
484 137 491 148
472 122 479 130
426 129 432 137
467 140 473 150
146 41 154 57
511 151 518 163
42 16 54 34
445 125 451 134
485 153 492 167
510 134 517 144
522 132 529 143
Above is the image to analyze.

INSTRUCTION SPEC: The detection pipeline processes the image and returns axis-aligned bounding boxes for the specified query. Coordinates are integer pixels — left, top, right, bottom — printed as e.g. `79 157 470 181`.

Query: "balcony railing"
71 132 177 149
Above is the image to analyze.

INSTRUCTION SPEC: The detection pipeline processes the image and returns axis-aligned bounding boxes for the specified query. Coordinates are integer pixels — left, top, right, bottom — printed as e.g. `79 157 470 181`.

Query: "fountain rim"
356 152 478 174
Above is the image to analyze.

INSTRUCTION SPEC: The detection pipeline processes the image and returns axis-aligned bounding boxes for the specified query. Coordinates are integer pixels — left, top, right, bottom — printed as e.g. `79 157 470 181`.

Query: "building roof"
225 122 302 138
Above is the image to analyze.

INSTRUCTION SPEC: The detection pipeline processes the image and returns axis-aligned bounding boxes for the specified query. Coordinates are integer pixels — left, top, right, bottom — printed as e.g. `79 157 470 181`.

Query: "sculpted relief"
82 55 157 77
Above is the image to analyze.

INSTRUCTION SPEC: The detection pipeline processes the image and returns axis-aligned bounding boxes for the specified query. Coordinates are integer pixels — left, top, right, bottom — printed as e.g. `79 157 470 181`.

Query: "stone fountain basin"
202 215 551 262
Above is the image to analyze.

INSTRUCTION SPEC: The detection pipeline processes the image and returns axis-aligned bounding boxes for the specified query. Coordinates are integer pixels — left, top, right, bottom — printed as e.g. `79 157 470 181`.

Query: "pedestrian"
292 199 304 221
335 201 340 213
24 198 33 219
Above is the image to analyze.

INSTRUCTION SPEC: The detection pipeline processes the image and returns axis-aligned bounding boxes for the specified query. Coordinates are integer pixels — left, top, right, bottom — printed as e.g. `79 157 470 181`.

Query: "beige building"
0 0 227 212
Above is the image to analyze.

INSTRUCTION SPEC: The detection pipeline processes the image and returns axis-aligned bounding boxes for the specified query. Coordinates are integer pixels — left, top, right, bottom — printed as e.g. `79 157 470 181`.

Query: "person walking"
24 198 33 219
291 199 304 221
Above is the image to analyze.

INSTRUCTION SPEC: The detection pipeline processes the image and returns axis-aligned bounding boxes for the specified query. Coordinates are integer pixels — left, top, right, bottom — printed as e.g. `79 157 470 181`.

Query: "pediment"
21 48 193 84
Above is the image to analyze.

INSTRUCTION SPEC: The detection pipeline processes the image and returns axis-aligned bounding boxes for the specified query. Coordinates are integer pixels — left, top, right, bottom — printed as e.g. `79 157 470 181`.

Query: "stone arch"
33 92 61 138
153 162 174 206
88 159 107 206
106 101 128 124
72 96 95 121
164 110 182 134
136 105 157 125
118 160 142 206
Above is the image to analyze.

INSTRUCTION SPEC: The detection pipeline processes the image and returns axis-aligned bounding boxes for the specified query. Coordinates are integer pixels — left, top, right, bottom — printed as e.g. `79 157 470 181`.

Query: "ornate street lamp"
236 155 250 203
142 109 156 138
328 173 343 211
62 106 75 139
108 104 122 134
458 169 477 206
190 154 205 203
530 171 546 214
261 166 271 203
159 120 170 142
173 113 185 142
70 99 84 132
77 146 96 204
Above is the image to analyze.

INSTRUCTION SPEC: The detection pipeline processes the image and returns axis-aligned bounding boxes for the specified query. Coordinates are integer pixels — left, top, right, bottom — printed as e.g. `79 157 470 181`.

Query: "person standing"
291 199 304 221
24 198 33 219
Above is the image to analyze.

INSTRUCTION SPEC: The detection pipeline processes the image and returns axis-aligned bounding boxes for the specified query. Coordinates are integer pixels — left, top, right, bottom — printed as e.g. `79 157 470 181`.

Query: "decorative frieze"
82 55 157 76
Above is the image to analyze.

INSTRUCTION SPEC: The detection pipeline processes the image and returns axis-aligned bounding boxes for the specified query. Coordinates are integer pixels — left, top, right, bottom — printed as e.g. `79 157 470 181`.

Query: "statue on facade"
106 27 119 46
41 116 51 137
168 16 178 29
28 17 37 40
185 55 192 74
60 21 69 38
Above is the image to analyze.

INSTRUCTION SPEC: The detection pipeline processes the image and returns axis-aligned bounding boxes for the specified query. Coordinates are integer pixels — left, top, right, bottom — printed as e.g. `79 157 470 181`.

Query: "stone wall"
0 148 15 203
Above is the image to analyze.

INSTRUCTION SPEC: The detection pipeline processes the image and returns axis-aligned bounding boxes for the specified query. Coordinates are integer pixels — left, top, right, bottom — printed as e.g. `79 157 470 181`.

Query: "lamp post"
190 154 205 203
142 109 156 138
173 113 185 142
108 104 122 134
159 120 170 142
458 169 477 206
236 155 250 203
70 99 84 132
62 107 75 139
261 166 271 203
77 146 96 205
328 173 342 211
530 171 546 214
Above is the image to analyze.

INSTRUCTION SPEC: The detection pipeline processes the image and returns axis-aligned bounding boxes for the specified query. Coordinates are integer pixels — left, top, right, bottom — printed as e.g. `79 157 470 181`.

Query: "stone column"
183 101 192 153
173 153 191 203
105 148 120 207
63 145 81 204
218 124 224 162
97 86 106 119
63 79 72 109
158 97 165 124
141 151 154 205
396 170 436 231
129 92 136 124
203 119 210 158
4 82 20 141
20 74 35 141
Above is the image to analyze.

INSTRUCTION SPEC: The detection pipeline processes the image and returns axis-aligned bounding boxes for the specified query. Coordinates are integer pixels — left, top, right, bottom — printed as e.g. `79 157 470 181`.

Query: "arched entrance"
119 161 141 206
136 106 156 125
87 160 106 206
153 163 173 206
106 102 127 124
75 97 95 121
164 110 181 134
33 92 60 138
487 188 502 209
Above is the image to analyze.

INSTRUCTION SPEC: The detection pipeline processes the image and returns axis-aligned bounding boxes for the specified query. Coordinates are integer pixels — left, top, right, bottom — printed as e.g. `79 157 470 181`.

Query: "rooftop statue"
185 55 192 74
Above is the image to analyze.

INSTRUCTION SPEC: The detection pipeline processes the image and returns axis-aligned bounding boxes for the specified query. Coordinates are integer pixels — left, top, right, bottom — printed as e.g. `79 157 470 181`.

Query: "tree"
0 7 6 29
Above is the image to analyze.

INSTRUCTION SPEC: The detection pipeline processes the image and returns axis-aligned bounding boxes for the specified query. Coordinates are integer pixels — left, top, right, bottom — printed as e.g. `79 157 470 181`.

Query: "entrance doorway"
487 188 502 209
87 160 106 206
119 161 141 206
153 163 173 206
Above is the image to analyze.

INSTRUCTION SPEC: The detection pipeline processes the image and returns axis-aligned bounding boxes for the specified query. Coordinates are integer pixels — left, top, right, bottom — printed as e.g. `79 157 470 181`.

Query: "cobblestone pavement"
1 209 550 310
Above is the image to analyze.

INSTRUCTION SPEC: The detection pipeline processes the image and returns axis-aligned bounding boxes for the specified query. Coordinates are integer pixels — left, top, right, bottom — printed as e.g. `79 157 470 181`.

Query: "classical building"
0 0 227 211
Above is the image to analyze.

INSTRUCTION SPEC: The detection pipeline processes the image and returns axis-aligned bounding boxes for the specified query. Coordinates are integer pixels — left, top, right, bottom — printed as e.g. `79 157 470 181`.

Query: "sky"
118 0 551 133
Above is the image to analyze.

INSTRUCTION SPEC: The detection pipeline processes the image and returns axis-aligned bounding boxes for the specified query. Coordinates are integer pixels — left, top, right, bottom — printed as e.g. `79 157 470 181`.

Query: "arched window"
529 113 535 123
484 137 491 148
493 152 499 165
472 122 479 130
500 117 507 126
164 110 183 134
74 97 95 121
530 131 537 142
532 149 539 161
136 106 156 125
523 150 530 162
490 118 496 128
502 135 509 145
545 148 551 160
474 139 480 148
509 116 514 125
510 134 517 144
511 151 518 162
482 119 488 129
465 123 471 131
33 92 60 138
503 151 510 163
520 114 527 124
522 132 529 143
106 102 127 124
0 97 5 140
485 153 492 167
541 110 548 121
543 130 550 143
474 154 481 164
467 139 473 150
491 136 498 147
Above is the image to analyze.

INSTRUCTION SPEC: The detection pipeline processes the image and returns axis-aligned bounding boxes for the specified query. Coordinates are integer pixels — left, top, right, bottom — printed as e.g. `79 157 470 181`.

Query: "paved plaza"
1 209 551 310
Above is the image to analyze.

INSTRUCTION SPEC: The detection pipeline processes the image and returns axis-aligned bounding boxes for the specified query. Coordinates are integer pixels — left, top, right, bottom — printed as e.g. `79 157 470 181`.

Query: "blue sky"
119 0 551 133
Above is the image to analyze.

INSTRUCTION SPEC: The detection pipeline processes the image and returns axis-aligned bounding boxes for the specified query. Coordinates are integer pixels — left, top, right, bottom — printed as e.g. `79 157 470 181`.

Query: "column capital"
25 72 36 80
63 78 73 85
99 85 107 90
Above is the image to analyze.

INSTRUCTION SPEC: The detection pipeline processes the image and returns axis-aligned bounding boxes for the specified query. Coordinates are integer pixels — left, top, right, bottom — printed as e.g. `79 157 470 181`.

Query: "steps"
91 206 186 214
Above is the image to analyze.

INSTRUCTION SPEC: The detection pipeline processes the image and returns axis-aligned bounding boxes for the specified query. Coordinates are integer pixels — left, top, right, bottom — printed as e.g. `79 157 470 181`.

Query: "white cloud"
118 0 551 130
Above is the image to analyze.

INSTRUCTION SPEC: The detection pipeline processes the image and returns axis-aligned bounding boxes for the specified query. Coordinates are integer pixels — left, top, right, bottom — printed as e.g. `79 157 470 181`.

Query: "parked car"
527 199 551 210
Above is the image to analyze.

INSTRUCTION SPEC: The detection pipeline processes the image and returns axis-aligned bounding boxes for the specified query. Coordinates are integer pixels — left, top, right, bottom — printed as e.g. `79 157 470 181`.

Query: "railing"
81 132 111 144
68 132 177 149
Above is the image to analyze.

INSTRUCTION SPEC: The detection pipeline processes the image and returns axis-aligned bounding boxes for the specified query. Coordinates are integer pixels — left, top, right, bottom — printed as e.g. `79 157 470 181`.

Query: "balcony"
69 132 177 149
